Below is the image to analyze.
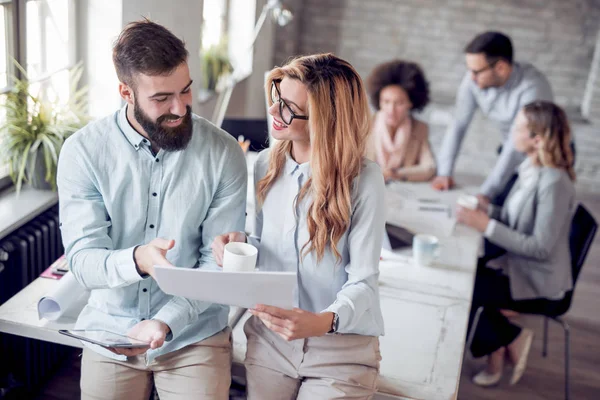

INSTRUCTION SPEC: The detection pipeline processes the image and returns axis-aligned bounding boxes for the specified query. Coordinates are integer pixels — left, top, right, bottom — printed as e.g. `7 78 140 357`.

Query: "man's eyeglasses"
469 60 498 77
270 79 309 125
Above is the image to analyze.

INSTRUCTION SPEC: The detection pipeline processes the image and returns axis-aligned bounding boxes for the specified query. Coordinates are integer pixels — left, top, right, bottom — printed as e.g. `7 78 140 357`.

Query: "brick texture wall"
275 0 600 110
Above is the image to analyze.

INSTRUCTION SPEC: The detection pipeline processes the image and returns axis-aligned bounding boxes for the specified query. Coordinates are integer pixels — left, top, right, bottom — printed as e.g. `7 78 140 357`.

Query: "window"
0 2 10 90
26 0 75 104
200 0 256 90
0 0 77 188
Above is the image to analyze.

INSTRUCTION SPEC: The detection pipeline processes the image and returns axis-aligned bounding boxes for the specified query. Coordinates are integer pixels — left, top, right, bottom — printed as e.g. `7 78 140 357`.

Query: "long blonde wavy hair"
523 101 576 181
257 53 372 263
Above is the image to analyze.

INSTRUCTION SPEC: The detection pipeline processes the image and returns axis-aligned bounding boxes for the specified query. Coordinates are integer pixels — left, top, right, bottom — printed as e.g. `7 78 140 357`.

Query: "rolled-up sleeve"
437 73 478 177
58 138 143 290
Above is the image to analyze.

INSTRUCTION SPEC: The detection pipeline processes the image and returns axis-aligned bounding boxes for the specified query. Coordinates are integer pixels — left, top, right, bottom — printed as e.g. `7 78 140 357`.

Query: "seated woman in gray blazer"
457 101 576 388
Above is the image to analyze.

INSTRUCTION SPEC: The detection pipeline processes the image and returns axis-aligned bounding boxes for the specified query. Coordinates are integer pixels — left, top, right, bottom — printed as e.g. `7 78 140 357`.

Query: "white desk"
0 277 245 348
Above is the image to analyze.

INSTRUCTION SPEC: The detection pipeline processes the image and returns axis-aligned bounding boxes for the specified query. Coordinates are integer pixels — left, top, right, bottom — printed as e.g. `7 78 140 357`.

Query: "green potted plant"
0 61 88 192
200 40 233 93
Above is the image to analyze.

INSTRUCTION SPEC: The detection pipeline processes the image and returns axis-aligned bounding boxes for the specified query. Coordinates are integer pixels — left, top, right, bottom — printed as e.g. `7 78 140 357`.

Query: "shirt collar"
284 152 311 177
118 105 150 151
518 157 540 186
501 62 522 91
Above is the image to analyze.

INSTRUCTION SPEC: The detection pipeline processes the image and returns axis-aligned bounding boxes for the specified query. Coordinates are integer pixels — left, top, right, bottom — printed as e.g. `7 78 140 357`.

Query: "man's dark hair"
464 31 513 65
366 60 430 112
113 19 188 87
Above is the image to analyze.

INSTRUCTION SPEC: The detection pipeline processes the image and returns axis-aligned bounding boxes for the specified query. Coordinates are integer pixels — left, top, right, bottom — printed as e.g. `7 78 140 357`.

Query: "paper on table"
154 266 297 309
37 272 89 321
386 191 456 237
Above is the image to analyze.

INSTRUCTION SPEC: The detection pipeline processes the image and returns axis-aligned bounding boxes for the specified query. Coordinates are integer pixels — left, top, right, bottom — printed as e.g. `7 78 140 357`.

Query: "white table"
0 277 245 347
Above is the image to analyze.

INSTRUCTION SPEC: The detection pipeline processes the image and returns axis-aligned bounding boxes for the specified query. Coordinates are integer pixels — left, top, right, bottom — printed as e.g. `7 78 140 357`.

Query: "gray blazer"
487 167 575 301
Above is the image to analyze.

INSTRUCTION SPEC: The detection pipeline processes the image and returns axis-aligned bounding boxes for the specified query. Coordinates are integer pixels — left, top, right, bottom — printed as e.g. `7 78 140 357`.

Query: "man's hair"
464 31 513 65
113 19 188 87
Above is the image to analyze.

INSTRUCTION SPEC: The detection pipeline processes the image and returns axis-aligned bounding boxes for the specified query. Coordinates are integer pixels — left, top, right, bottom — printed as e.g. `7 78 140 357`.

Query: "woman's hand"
250 304 334 341
211 231 247 266
456 206 490 233
476 194 491 213
383 168 395 183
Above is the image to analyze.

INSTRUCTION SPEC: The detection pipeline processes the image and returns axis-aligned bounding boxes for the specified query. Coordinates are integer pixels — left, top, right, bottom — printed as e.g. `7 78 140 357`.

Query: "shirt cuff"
152 297 194 342
247 235 260 249
114 246 145 284
323 302 351 334
484 219 497 238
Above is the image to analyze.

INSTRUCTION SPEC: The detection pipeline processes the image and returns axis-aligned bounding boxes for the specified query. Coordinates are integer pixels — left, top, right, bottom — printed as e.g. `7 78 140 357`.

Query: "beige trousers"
244 316 381 400
81 327 232 400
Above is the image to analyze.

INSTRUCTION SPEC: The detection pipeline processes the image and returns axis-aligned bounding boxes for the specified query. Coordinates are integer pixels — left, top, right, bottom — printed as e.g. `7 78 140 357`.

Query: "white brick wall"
275 0 600 109
272 0 600 195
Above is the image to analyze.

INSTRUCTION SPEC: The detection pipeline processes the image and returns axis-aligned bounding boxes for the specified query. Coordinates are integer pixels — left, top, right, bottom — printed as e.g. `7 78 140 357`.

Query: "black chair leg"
551 317 570 400
466 307 484 360
563 320 570 400
543 316 549 357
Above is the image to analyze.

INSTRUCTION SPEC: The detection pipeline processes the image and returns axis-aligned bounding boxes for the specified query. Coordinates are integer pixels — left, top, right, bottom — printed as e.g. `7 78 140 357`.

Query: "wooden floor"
15 193 600 400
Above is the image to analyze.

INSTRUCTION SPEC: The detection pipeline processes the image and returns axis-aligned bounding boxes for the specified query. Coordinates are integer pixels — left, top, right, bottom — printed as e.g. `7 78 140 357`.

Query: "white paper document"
37 272 89 321
386 191 456 237
154 266 297 309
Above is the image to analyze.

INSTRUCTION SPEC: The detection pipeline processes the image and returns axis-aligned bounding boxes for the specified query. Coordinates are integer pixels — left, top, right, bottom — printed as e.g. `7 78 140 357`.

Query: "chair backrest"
569 204 597 285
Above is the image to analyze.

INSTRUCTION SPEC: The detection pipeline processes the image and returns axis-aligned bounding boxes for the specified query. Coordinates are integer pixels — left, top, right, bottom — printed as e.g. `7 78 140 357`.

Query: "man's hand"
134 238 175 279
211 231 247 267
431 176 455 191
250 304 334 341
107 319 170 357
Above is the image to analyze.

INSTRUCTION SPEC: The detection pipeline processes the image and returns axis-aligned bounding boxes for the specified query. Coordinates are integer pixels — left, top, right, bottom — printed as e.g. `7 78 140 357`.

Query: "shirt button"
141 318 146 321
152 192 157 197
143 288 147 293
149 224 155 229
155 158 160 162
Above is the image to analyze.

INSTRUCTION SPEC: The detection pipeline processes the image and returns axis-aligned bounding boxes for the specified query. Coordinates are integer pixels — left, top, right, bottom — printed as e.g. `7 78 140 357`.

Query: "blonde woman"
457 101 576 387
212 53 385 399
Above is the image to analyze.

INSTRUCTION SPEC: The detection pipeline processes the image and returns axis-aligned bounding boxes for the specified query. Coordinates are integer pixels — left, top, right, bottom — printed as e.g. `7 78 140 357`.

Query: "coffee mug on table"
457 194 478 210
412 234 440 267
223 242 258 272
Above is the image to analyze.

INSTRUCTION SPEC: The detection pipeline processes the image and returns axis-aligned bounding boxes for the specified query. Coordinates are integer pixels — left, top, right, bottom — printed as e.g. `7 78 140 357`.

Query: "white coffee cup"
457 194 479 210
413 234 440 267
223 242 258 272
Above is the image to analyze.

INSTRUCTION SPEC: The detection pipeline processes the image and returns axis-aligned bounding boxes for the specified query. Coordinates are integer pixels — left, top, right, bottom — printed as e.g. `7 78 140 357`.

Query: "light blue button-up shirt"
437 62 554 198
57 106 247 363
249 149 385 336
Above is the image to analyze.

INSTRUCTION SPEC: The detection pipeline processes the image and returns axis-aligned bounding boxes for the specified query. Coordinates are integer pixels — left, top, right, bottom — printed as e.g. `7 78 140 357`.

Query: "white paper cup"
223 242 258 272
413 234 440 267
457 194 479 210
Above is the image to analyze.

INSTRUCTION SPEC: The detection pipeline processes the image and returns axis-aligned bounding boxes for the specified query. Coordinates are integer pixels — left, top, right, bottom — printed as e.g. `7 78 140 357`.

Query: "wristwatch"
328 312 339 333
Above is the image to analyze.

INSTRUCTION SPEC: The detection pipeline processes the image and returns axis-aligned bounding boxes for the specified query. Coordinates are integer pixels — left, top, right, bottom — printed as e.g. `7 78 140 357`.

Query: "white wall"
122 0 203 112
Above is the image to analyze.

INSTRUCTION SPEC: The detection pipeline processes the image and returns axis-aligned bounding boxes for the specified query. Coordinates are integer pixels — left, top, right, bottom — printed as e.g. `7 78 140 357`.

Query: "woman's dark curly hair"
366 60 430 112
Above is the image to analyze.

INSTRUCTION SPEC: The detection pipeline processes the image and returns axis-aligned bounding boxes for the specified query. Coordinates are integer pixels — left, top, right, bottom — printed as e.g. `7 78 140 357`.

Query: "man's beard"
134 103 193 151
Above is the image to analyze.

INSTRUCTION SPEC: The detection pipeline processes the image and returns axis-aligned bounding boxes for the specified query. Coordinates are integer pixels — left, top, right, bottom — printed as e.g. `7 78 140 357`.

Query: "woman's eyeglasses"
270 79 309 125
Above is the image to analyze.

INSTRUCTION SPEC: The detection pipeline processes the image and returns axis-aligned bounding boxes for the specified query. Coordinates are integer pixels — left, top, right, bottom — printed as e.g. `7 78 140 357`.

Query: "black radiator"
0 204 71 396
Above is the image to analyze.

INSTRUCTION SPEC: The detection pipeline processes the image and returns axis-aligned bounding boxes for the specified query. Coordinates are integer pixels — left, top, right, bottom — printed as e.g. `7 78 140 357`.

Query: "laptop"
382 223 414 251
